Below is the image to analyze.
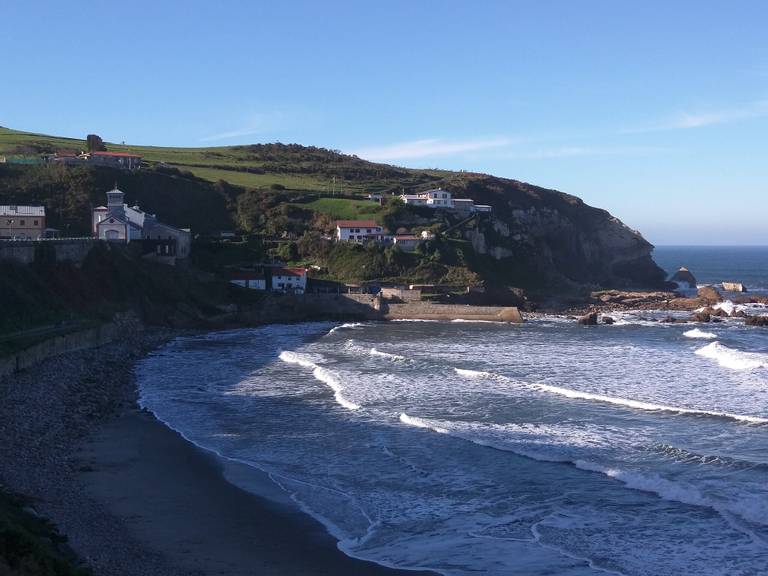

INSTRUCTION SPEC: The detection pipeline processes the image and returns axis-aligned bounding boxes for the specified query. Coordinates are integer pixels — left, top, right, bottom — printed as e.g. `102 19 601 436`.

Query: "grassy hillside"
0 127 448 194
0 126 667 292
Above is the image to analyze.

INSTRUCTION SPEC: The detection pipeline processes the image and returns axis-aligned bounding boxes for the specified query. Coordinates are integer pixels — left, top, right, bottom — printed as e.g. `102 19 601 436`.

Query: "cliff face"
448 175 666 290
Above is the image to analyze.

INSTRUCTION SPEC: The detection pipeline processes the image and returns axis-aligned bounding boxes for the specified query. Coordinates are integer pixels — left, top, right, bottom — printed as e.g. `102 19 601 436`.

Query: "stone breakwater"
0 324 192 576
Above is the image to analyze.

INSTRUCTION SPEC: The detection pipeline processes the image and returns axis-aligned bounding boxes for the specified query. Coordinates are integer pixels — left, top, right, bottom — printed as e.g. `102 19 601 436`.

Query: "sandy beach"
0 325 435 576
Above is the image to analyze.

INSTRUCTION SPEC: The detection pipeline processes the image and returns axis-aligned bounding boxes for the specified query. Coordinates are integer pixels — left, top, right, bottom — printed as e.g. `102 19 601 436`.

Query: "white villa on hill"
92 187 192 259
399 188 491 213
335 220 384 242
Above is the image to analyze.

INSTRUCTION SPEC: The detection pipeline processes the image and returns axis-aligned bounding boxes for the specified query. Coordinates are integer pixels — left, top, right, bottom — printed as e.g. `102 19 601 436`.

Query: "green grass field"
295 197 384 221
0 127 454 194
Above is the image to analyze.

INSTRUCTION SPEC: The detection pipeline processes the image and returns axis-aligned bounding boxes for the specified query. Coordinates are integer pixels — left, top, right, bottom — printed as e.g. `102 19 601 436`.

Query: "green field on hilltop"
296 197 384 221
0 126 446 193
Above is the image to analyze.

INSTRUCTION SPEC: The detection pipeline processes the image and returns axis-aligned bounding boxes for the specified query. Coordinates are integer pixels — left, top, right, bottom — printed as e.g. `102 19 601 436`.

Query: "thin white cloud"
352 137 511 161
622 100 768 134
199 112 287 143
513 146 671 159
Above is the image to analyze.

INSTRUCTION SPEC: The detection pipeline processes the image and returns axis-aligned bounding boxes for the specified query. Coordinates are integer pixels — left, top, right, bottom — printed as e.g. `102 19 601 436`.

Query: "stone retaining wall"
0 318 135 379
0 239 96 265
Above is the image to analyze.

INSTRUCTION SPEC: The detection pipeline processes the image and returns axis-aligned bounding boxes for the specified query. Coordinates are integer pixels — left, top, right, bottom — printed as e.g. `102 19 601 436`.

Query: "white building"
400 188 452 207
92 187 192 259
272 267 307 293
335 220 384 242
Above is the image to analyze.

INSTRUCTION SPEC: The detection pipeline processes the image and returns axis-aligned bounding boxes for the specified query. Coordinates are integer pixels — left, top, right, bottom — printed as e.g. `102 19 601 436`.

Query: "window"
354 228 360 233
33 220 38 226
366 229 371 233
20 220 25 225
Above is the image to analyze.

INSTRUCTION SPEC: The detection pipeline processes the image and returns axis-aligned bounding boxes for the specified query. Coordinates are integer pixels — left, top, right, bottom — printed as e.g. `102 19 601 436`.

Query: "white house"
335 220 384 242
92 187 192 259
399 188 491 214
400 188 452 207
272 267 307 293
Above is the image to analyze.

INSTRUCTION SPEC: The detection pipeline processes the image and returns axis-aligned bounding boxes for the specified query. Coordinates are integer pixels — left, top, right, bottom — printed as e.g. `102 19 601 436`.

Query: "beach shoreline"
0 323 436 576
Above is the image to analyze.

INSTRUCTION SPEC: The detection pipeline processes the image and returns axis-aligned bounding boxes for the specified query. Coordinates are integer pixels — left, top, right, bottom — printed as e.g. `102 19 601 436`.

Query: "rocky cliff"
445 175 666 290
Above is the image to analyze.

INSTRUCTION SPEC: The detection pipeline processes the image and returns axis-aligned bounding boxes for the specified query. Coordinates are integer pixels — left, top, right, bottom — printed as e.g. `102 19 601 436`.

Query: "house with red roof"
80 151 142 170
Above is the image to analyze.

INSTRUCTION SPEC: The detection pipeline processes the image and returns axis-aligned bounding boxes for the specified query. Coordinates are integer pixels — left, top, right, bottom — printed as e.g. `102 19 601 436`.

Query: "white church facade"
92 187 192 260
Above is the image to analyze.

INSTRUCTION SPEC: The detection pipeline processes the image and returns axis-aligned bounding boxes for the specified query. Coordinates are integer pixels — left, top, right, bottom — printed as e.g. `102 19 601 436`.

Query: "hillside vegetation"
0 126 667 293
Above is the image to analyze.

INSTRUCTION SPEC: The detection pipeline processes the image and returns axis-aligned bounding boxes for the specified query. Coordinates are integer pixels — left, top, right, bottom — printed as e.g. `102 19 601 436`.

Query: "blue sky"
2 1 767 244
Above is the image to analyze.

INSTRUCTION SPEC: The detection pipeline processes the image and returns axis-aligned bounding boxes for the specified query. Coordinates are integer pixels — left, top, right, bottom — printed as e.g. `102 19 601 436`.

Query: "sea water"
137 247 768 575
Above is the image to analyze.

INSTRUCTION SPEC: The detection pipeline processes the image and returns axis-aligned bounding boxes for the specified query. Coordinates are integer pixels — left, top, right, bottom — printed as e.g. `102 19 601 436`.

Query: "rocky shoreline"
0 321 187 575
0 320 437 576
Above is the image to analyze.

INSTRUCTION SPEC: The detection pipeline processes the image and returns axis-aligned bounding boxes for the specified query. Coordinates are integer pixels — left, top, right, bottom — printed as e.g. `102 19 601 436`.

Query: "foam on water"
454 368 494 379
369 347 406 360
695 342 768 371
683 328 717 339
279 350 361 410
531 380 768 424
328 322 364 334
399 412 449 433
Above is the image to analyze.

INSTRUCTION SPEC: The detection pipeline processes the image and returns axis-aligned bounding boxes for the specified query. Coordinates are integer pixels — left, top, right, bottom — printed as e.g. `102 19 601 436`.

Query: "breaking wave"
369 348 406 361
279 351 360 410
695 342 768 371
683 328 717 339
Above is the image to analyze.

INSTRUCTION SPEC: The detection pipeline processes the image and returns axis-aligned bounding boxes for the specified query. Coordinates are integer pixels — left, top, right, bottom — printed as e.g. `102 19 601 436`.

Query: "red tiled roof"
335 220 380 228
273 267 306 277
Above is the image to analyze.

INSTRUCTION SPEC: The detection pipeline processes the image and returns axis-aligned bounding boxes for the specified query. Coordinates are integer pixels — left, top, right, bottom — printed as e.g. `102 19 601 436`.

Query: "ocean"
137 246 768 575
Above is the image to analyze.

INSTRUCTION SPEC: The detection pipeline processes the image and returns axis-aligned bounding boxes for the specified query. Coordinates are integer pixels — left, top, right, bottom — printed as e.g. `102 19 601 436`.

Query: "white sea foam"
399 413 449 434
713 300 737 316
369 348 405 360
450 319 505 324
328 322 364 334
454 368 494 379
574 461 768 526
279 350 360 410
683 328 717 339
695 342 768 371
532 381 768 424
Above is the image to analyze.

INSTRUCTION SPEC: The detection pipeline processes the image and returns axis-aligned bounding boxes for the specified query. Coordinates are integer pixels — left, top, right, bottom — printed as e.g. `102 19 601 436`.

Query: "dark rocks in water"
602 316 615 325
661 315 686 323
745 316 768 327
578 312 598 325
670 267 697 289
691 310 711 323
697 286 723 304
732 309 747 318
711 317 723 323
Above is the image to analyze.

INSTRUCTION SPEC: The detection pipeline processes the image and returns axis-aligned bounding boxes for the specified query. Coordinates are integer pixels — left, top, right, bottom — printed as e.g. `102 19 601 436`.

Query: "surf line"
452 367 768 425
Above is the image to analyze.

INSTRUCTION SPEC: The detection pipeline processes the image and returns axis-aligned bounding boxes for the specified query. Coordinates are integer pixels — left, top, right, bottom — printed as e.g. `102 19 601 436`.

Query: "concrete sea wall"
0 317 137 379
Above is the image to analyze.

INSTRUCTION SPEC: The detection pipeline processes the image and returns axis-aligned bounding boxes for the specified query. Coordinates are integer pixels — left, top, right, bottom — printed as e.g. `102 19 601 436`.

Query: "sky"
2 1 767 245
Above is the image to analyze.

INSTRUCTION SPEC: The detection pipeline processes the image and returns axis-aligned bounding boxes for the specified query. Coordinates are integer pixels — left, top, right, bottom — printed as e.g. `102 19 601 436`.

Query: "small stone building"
0 205 45 239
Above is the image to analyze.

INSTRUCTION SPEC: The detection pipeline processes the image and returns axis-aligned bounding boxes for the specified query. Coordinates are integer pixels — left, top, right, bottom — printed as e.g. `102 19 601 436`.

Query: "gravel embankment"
0 324 194 576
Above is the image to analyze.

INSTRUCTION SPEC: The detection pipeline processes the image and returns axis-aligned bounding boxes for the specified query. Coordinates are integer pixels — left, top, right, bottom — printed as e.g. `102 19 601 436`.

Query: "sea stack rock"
697 286 723 304
691 310 711 323
722 282 747 293
578 311 598 325
670 267 697 289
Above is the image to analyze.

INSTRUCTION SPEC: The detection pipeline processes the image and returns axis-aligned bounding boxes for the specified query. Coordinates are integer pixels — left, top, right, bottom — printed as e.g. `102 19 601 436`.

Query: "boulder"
710 307 729 317
690 310 711 323
732 309 747 318
602 316 615 325
661 315 686 323
670 267 697 289
578 312 598 325
722 282 747 293
745 316 768 327
697 286 723 304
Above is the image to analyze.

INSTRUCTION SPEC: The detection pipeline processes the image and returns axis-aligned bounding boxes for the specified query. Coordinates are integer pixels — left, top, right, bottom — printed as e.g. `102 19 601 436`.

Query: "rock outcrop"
578 311 598 325
449 175 667 290
745 316 768 327
697 286 723 304
670 267 697 289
